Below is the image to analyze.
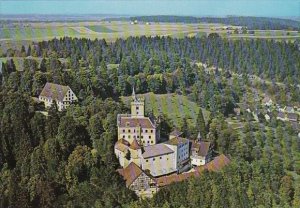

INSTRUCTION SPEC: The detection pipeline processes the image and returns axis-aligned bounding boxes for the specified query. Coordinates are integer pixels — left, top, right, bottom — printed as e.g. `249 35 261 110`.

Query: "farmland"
1 20 299 55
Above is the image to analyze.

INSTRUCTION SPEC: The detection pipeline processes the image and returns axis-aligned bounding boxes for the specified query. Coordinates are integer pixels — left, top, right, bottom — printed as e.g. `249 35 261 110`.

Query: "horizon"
0 0 299 17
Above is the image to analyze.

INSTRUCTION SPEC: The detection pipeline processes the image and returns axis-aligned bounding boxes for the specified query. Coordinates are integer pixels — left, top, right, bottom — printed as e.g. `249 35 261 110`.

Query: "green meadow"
121 92 210 128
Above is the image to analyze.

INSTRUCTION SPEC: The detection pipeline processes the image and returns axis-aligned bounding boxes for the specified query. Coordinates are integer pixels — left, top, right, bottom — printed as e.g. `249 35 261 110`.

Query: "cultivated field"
1 20 299 54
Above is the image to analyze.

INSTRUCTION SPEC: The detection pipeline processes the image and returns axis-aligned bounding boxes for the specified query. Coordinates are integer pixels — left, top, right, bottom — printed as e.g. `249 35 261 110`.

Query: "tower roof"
132 86 137 101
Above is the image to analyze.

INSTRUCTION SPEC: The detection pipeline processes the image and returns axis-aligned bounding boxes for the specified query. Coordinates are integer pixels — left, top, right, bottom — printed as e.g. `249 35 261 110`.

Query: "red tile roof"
117 162 143 187
114 139 130 152
156 154 230 187
119 117 155 128
130 139 141 150
39 82 70 102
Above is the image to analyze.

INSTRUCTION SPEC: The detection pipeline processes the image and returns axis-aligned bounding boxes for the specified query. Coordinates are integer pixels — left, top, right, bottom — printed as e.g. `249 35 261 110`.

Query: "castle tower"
131 87 145 118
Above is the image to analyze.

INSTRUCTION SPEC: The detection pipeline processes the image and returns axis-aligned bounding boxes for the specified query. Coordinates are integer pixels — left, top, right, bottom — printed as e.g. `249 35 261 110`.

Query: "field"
121 92 210 128
1 20 299 55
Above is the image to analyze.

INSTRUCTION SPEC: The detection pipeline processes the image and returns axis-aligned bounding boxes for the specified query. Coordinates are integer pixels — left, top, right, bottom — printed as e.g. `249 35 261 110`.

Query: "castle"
114 88 219 197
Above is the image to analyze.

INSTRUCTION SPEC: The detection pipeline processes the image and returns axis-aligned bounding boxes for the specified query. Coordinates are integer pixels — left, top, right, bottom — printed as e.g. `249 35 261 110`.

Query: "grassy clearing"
121 92 210 128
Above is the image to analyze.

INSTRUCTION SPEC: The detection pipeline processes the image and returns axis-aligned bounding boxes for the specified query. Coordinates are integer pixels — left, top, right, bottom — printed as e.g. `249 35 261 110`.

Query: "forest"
0 34 300 207
106 16 300 30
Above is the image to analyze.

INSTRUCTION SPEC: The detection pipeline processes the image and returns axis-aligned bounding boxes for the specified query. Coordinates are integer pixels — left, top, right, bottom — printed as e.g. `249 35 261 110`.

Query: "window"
137 135 140 138
123 129 125 133
151 130 153 133
141 136 143 139
147 141 149 144
160 157 162 159
143 141 145 143
123 135 125 138
128 135 131 139
128 129 131 133
151 141 153 144
136 107 139 110
153 158 155 161
149 136 151 139
145 130 148 133
146 159 148 162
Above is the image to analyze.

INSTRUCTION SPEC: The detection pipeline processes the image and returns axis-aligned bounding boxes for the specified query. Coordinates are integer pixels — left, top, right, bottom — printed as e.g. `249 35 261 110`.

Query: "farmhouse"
39 82 77 111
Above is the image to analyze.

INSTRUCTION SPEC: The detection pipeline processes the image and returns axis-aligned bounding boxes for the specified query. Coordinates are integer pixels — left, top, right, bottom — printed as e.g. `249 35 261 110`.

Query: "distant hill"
105 15 300 30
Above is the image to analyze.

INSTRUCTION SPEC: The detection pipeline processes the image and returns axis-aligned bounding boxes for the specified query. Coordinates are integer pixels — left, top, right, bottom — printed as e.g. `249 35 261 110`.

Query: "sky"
0 0 299 17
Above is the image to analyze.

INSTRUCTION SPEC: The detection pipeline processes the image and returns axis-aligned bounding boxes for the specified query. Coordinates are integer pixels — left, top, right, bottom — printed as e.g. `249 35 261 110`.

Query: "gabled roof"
114 139 130 152
277 112 286 118
39 82 70 102
170 129 183 137
130 139 141 150
286 106 294 112
262 96 272 103
117 162 143 187
197 154 230 172
119 117 155 128
287 113 298 120
198 142 211 157
191 140 211 157
165 137 189 146
142 144 174 159
156 154 230 187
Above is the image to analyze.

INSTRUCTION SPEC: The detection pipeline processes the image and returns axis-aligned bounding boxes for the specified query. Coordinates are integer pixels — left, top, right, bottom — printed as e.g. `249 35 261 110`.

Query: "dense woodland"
0 34 300 207
106 16 300 30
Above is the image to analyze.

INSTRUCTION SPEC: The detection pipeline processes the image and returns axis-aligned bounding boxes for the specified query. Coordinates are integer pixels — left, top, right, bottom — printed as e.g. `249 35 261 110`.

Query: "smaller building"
234 107 241 116
141 144 176 177
39 82 77 111
165 136 190 173
277 112 286 121
285 106 295 114
190 140 213 167
287 113 298 122
114 138 142 168
262 96 273 107
264 114 271 121
117 162 157 197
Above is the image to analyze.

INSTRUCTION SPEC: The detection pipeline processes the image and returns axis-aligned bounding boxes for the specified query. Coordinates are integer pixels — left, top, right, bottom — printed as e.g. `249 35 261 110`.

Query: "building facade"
165 136 190 173
190 140 213 166
141 143 177 177
39 82 77 111
117 89 158 146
